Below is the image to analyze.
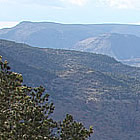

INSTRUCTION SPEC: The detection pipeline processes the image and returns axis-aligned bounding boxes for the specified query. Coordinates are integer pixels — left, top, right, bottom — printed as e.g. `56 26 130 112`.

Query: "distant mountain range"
73 33 140 60
0 39 140 140
0 21 140 66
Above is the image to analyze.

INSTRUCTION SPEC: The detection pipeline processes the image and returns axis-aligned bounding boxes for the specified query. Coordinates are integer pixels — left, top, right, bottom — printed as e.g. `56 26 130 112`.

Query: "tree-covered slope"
0 39 140 140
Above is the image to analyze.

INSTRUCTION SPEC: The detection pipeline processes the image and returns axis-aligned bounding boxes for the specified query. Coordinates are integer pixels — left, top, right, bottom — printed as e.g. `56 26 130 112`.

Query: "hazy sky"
0 0 140 28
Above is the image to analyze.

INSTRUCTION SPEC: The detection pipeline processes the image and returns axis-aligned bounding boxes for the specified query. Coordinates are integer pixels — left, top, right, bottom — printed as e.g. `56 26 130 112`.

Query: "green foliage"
58 114 93 140
0 56 93 140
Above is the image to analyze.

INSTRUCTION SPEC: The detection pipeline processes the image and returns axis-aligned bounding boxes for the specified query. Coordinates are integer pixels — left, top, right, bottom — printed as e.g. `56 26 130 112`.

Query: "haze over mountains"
0 21 140 66
0 39 140 140
73 33 140 60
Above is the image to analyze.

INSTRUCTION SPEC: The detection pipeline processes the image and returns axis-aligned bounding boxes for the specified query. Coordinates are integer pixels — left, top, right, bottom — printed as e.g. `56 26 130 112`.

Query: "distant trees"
0 56 93 139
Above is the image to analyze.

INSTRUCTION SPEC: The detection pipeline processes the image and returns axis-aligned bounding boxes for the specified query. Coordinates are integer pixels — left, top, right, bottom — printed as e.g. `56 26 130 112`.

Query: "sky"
0 0 140 28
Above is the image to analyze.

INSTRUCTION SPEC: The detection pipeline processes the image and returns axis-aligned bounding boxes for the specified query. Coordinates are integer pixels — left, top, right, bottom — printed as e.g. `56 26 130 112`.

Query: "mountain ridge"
73 33 140 60
1 21 140 66
1 21 140 47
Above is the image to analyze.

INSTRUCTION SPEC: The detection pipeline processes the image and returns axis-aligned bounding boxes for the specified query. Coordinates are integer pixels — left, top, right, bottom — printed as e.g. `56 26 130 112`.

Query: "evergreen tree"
0 56 93 139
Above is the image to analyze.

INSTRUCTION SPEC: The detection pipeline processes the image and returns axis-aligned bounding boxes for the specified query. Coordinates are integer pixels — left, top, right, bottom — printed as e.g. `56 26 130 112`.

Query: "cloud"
0 0 139 9
0 0 63 7
0 21 18 29
99 0 140 9
128 22 140 25
0 0 88 7
62 0 88 6
0 0 16 4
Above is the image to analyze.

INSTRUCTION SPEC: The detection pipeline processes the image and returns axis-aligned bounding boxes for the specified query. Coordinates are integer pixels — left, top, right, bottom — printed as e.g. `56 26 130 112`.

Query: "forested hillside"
0 39 140 140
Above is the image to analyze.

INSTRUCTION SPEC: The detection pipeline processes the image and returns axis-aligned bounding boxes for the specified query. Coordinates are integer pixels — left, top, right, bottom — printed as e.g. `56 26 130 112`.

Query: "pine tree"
0 56 93 139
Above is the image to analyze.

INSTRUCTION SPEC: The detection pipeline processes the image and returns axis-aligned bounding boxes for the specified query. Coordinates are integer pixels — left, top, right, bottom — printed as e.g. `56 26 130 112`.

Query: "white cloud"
60 0 88 6
128 22 140 25
0 0 88 7
68 0 88 6
99 0 140 9
0 21 18 29
0 0 139 9
0 0 63 7
0 0 10 2
0 0 16 4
